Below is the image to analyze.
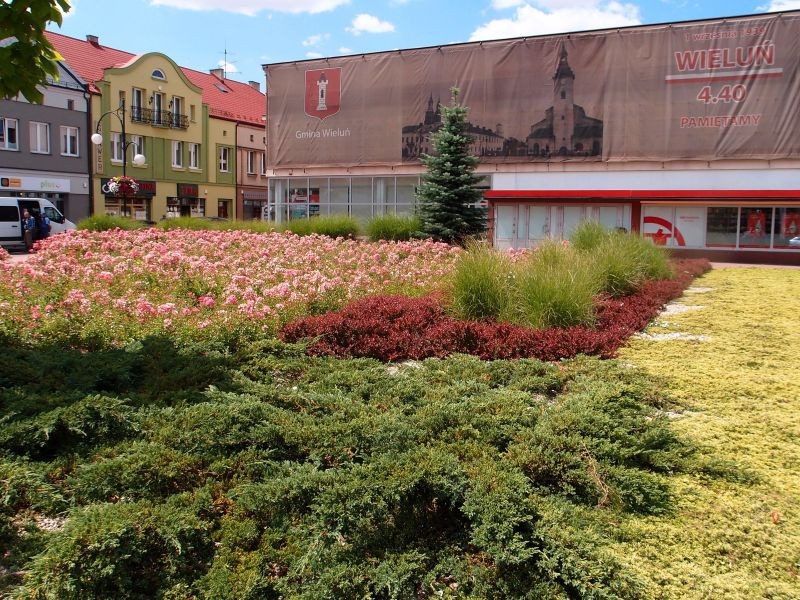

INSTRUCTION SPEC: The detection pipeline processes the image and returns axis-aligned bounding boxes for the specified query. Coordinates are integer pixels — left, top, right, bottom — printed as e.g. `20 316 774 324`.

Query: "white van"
0 197 76 249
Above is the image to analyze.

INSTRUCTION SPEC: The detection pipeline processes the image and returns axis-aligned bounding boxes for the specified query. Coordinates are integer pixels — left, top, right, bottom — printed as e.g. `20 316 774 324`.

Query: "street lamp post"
91 99 146 217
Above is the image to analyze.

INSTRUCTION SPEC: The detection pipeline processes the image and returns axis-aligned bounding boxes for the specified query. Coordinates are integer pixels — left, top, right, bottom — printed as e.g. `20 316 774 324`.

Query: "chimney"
86 34 100 46
248 81 261 92
210 68 224 79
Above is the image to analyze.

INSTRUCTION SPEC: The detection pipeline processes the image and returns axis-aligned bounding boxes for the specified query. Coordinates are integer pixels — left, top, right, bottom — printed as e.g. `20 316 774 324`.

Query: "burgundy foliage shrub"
279 259 711 362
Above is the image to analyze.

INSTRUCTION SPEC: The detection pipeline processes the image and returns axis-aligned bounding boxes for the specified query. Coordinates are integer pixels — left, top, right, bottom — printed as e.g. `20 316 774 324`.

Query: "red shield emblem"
304 68 341 120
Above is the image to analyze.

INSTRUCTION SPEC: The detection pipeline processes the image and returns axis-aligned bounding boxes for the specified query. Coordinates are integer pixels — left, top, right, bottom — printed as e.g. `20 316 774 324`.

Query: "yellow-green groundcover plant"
612 267 800 599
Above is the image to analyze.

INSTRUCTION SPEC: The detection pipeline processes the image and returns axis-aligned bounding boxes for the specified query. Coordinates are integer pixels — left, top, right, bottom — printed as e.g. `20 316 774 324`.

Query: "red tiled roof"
45 30 264 125
182 68 265 126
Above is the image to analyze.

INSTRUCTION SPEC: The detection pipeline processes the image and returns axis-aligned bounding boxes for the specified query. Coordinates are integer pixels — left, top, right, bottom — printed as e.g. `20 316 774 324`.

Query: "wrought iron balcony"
130 106 189 129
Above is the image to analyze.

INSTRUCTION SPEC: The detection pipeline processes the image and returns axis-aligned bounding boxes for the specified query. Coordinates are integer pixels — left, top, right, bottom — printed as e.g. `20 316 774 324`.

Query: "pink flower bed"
0 229 459 345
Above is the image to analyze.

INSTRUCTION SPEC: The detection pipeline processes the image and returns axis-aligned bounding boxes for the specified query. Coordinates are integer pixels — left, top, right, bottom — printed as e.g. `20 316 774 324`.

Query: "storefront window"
705 207 738 247
329 178 349 216
309 178 328 217
739 207 772 248
105 197 150 221
396 177 418 215
243 199 269 220
774 207 800 249
373 177 396 215
351 178 373 220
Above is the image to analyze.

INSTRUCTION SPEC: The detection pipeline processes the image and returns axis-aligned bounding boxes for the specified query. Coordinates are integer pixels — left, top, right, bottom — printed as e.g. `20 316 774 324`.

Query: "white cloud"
339 46 353 53
346 13 395 35
149 0 350 16
218 59 239 73
302 33 329 46
492 0 524 8
758 0 800 10
471 1 641 41
305 51 323 58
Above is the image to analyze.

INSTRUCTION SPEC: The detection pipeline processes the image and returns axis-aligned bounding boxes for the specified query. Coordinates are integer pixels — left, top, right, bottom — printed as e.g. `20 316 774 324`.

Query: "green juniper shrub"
366 214 421 241
6 340 702 599
21 492 216 600
76 215 148 231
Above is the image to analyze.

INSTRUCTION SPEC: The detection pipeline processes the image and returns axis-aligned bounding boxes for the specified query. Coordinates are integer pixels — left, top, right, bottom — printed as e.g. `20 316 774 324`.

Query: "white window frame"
60 125 79 156
247 150 256 174
0 117 19 150
189 142 200 169
219 146 230 172
172 140 184 168
130 134 144 159
110 132 123 162
131 87 144 121
171 96 183 127
29 121 50 154
153 92 165 126
260 151 267 175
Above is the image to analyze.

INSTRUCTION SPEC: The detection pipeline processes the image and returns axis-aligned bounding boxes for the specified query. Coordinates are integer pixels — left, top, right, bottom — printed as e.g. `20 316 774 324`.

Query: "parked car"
0 197 76 249
789 236 800 248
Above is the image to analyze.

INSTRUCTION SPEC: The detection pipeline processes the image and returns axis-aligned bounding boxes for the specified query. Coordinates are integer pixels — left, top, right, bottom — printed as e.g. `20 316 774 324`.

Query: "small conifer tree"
415 88 486 244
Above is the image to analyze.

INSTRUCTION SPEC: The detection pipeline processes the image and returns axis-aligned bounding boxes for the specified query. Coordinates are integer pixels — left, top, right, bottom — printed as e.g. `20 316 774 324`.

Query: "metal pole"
120 99 127 216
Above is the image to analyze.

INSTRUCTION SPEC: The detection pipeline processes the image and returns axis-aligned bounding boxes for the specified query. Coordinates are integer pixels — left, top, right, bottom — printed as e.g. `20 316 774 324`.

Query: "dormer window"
151 69 167 81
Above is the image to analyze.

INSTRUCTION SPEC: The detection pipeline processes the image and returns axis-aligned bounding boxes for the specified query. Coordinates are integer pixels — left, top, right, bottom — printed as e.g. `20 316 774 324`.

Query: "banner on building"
265 12 800 168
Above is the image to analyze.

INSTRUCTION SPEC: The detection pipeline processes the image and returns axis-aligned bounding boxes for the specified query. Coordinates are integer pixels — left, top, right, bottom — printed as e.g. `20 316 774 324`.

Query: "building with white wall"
263 10 800 263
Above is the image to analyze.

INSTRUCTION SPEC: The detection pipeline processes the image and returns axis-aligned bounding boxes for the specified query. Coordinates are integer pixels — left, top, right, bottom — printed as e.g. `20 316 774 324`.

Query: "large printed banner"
265 13 800 168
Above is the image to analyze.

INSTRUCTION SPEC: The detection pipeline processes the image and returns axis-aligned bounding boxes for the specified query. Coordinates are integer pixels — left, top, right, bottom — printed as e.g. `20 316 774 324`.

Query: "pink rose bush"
0 229 459 346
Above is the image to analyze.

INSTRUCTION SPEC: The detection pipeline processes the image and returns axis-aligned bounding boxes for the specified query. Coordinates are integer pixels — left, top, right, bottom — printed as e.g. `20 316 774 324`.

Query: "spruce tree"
416 88 486 244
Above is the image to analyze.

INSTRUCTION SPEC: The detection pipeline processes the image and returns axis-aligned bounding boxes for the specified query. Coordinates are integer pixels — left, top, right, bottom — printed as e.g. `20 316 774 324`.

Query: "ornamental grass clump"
569 220 611 251
279 215 360 238
592 232 673 297
449 241 513 321
366 214 421 241
511 241 601 329
77 215 148 232
156 217 216 231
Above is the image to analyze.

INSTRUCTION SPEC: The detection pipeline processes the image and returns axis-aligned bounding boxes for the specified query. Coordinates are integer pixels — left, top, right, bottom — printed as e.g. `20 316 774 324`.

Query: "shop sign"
101 178 156 197
0 176 71 192
178 183 198 197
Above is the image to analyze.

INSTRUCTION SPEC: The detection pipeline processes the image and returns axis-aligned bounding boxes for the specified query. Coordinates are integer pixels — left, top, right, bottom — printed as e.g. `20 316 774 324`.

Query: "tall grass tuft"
449 242 513 321
156 217 215 231
77 215 148 231
511 241 601 328
591 232 673 297
279 215 360 239
366 214 421 241
570 221 611 251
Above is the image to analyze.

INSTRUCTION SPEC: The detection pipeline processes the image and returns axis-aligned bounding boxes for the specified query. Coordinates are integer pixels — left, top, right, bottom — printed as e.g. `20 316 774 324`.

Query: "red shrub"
280 259 711 362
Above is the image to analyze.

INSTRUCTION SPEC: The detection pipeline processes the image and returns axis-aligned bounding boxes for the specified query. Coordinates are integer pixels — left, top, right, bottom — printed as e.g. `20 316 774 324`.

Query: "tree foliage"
416 88 486 244
0 0 71 104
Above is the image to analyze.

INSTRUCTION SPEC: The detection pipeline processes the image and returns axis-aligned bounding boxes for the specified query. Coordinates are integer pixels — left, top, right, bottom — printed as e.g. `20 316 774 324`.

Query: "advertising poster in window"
266 13 800 169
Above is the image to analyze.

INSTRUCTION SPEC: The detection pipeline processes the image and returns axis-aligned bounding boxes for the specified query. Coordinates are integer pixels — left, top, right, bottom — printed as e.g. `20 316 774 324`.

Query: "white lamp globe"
90 132 103 145
132 153 146 166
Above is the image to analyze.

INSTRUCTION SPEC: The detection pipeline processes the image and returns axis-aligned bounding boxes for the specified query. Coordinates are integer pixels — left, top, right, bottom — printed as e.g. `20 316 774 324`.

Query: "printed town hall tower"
552 45 576 155
526 44 603 157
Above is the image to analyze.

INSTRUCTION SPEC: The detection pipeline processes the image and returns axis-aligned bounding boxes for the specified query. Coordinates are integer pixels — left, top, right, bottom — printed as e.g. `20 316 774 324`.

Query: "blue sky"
51 0 800 85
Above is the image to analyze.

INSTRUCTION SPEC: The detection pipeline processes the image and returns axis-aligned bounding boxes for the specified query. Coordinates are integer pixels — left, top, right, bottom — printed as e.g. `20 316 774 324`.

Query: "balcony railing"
131 106 189 129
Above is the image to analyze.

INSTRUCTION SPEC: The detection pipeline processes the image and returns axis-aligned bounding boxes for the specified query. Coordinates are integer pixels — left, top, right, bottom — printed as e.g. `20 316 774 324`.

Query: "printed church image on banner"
401 94 505 161
400 44 603 161
527 45 603 158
